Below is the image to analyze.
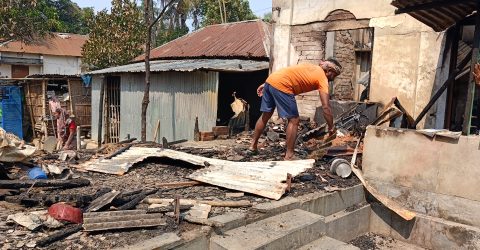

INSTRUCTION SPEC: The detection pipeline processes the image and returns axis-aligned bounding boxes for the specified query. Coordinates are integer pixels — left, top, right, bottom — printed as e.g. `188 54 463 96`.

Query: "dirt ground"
349 233 427 250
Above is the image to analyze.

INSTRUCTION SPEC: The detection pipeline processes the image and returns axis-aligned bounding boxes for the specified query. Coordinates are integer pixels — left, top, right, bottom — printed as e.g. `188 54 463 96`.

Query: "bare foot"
284 153 297 161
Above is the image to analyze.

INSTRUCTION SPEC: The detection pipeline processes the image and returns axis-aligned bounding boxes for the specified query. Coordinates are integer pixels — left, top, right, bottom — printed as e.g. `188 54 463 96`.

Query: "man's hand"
474 63 480 87
256 84 265 97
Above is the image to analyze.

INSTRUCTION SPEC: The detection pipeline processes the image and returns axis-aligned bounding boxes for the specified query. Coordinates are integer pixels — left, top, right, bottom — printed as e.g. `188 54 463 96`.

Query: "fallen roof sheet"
88 59 269 75
82 147 315 200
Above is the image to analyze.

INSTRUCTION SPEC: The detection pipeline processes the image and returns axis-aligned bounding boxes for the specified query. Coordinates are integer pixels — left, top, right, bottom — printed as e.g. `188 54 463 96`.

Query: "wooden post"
194 116 200 141
26 82 36 137
104 80 110 144
97 77 105 148
153 119 160 143
41 80 47 139
462 11 480 135
67 79 74 117
444 25 460 129
76 125 81 150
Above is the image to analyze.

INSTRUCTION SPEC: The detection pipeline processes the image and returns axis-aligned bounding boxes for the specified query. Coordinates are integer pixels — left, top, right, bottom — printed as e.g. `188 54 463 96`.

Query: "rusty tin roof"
135 20 271 61
0 33 88 57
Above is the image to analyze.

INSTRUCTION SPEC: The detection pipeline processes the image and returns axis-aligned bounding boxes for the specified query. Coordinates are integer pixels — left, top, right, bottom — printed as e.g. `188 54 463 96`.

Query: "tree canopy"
0 0 93 43
82 0 146 70
0 0 60 43
197 0 257 28
153 0 257 46
48 0 93 35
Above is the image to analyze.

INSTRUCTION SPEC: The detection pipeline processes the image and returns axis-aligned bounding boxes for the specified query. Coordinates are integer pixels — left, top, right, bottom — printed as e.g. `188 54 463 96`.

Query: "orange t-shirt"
266 63 329 95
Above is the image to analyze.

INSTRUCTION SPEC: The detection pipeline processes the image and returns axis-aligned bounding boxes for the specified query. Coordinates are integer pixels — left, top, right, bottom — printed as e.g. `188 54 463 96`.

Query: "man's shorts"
260 83 299 118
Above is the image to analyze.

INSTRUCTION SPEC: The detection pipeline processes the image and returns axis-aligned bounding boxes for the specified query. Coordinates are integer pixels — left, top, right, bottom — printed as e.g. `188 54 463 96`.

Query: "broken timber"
0 178 90 189
145 198 252 207
83 210 166 232
86 191 121 212
82 147 315 200
350 137 415 221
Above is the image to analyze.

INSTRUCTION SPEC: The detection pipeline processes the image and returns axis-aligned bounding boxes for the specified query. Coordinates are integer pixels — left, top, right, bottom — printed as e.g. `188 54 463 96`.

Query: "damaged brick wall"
290 25 327 117
286 9 362 117
332 30 356 100
291 25 326 64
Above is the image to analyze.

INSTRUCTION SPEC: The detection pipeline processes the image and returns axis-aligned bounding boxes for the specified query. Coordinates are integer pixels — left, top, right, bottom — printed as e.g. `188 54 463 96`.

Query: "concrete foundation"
118 179 480 250
370 203 480 249
210 209 326 250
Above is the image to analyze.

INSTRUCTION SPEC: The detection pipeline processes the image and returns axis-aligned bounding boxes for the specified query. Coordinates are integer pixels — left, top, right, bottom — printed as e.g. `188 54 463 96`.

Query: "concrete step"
210 209 325 250
297 236 359 250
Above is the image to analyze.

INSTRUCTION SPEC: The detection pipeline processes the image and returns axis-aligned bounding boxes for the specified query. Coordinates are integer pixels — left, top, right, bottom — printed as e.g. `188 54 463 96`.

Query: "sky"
73 0 272 17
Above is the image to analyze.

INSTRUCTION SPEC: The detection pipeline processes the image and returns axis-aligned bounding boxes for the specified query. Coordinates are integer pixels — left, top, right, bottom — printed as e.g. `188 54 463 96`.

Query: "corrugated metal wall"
91 71 218 142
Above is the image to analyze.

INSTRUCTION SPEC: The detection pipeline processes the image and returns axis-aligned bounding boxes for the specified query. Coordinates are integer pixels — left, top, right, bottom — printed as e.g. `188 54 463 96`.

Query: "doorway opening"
105 76 120 143
216 70 268 130
325 28 373 101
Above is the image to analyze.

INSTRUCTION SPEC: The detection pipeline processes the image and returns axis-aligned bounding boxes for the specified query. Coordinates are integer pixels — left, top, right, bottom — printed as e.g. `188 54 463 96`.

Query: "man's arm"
319 91 335 134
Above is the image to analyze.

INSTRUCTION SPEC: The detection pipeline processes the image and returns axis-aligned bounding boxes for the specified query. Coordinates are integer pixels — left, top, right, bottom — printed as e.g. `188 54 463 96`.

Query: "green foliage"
153 0 190 46
198 0 257 28
82 0 146 70
47 0 93 34
155 25 188 47
0 0 61 43
263 12 272 23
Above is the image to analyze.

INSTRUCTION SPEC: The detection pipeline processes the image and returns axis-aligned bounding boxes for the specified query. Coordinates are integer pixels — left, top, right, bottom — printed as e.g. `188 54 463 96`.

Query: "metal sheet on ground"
82 147 315 200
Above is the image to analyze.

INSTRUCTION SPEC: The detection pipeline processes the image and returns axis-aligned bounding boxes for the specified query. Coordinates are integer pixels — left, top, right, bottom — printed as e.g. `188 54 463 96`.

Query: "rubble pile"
0 102 377 249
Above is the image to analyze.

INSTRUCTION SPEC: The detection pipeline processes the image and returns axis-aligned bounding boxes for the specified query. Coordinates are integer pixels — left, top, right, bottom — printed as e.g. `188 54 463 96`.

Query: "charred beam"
394 0 472 14
0 178 90 189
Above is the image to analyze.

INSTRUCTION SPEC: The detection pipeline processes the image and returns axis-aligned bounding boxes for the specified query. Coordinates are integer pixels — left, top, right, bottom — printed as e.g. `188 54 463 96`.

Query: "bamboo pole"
26 83 36 137
153 119 160 143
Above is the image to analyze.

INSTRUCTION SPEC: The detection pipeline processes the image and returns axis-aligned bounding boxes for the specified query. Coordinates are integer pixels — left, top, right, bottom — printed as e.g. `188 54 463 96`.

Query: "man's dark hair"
326 57 342 73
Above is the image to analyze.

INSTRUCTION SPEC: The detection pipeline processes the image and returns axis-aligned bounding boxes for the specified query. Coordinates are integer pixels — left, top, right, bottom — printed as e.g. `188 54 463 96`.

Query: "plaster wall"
369 15 447 128
363 126 480 227
0 64 41 77
1 51 40 59
28 65 41 75
273 0 395 26
43 55 82 75
0 64 11 78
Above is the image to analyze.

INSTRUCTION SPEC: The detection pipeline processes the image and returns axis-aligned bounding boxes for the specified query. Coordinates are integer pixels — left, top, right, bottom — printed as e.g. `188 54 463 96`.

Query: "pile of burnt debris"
0 100 409 249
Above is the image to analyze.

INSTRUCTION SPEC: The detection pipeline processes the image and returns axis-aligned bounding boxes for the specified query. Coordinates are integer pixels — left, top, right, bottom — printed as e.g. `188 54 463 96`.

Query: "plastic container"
48 203 83 224
28 167 47 179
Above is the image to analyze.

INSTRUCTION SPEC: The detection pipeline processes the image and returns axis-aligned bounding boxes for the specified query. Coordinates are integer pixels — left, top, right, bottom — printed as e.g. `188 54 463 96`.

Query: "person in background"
250 58 342 160
54 108 77 150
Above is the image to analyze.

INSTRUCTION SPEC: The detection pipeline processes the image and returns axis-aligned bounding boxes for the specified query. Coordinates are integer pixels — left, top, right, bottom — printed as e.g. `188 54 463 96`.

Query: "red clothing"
62 118 77 150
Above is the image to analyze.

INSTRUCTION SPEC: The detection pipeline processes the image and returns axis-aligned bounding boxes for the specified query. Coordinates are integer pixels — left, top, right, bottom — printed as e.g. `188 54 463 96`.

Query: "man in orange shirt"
250 58 342 160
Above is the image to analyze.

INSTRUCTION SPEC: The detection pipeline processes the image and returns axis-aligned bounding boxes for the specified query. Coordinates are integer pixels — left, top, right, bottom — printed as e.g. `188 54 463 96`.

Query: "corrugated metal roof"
135 20 271 61
391 0 477 31
0 33 87 57
88 59 269 74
